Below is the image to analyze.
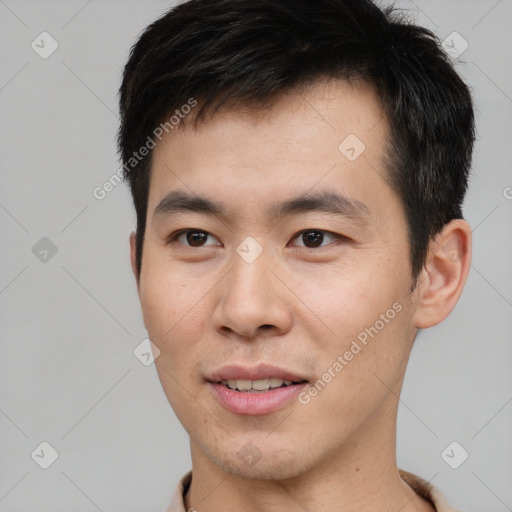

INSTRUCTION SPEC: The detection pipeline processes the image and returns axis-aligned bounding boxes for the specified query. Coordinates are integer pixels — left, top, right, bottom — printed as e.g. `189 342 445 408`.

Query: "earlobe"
412 219 472 329
129 231 140 292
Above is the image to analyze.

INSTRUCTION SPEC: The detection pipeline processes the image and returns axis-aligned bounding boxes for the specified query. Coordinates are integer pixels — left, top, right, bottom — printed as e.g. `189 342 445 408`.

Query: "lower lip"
209 382 308 416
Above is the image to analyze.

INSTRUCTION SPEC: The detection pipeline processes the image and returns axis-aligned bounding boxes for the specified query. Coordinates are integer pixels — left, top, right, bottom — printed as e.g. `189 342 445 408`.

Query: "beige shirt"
165 469 463 511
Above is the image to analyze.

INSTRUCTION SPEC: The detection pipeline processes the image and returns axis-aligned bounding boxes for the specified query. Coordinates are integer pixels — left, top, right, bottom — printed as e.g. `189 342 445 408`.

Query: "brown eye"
169 230 219 248
292 229 339 248
301 230 324 247
185 231 209 247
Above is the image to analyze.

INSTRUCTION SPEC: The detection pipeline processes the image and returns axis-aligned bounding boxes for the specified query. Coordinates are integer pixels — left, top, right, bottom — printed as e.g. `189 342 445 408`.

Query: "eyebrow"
153 189 370 223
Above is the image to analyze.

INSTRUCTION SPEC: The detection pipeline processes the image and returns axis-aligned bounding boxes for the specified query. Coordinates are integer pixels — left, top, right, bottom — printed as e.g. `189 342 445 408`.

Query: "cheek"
139 260 209 364
292 258 411 398
288 256 405 339
140 266 210 417
297 307 411 439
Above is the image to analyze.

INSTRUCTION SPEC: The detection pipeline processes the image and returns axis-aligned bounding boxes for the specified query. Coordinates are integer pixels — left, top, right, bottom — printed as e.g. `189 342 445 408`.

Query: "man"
117 0 474 510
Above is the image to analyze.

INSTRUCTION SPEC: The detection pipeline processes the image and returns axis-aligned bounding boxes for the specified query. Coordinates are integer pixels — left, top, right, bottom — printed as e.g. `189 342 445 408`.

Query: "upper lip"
206 364 309 383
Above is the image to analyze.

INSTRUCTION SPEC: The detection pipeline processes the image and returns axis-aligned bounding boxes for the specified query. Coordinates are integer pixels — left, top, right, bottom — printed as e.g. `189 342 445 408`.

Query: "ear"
129 231 140 292
412 219 472 329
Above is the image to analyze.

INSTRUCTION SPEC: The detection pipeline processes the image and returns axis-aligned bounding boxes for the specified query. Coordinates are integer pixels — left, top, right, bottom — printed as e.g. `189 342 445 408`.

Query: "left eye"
290 230 341 248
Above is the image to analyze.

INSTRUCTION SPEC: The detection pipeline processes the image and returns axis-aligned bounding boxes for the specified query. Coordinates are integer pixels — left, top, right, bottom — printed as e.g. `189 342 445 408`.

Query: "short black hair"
117 0 475 282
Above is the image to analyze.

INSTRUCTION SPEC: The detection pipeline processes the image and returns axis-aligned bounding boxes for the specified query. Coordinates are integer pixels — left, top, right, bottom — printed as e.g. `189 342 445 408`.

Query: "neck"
184 405 435 512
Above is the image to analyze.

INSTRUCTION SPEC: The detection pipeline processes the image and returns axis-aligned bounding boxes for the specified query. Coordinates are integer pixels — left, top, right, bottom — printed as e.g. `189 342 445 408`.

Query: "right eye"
167 229 221 248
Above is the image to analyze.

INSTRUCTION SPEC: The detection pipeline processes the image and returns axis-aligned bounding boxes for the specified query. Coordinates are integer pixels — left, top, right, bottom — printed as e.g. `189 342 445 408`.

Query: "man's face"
132 80 420 479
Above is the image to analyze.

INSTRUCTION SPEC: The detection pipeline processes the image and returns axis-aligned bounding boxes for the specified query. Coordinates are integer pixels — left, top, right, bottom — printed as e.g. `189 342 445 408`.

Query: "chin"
203 440 312 481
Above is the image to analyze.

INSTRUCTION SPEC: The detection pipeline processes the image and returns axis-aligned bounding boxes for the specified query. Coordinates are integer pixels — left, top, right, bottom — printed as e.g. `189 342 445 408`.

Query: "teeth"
227 379 251 390
220 377 297 392
252 378 270 390
270 377 285 388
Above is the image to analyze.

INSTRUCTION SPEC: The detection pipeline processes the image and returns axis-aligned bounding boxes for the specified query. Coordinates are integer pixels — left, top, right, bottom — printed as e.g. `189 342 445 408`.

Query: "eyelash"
166 229 348 249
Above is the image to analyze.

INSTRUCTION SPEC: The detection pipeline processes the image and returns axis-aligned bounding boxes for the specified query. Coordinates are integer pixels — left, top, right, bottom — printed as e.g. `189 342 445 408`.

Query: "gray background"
1 0 511 510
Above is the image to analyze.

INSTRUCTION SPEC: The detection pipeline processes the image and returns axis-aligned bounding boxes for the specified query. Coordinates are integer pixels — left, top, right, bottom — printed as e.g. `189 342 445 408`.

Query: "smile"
208 380 309 415
218 378 307 393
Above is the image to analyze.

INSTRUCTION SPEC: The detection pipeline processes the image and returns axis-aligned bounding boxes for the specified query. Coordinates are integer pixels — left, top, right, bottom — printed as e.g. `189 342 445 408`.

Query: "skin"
129 78 471 512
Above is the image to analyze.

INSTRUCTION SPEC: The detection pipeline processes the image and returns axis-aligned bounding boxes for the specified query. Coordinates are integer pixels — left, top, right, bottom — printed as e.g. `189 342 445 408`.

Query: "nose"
212 246 293 340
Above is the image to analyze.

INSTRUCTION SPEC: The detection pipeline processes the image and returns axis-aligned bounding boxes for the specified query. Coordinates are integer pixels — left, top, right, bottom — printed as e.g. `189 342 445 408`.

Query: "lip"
206 364 308 383
209 381 308 415
206 364 310 416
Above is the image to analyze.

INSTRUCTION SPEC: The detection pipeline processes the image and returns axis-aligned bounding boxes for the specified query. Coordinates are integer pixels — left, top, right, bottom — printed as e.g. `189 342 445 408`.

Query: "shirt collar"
165 469 462 512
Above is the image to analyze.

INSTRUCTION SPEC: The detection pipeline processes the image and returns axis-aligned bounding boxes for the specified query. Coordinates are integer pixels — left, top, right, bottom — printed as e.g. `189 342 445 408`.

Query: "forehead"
148 79 393 220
